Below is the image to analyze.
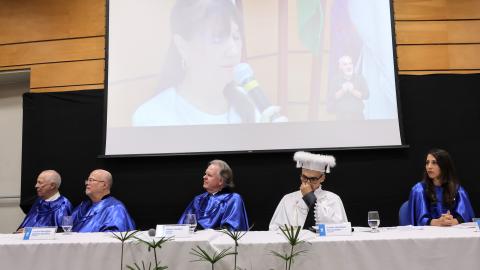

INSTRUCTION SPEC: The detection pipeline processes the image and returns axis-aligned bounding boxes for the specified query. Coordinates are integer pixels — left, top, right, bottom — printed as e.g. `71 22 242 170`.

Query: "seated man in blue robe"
178 160 249 231
17 170 72 232
71 169 135 232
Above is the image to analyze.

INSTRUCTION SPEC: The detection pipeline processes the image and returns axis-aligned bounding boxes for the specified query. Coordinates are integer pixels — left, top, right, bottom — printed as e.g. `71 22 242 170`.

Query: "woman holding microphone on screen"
407 149 474 226
133 0 286 126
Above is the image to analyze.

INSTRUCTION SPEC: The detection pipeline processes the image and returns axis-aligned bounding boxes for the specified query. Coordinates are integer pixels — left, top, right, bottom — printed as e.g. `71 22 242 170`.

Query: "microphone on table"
233 63 285 122
148 228 156 237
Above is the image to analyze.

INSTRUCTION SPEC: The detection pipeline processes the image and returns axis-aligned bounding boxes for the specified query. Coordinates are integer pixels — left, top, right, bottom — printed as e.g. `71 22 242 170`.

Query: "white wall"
0 70 29 233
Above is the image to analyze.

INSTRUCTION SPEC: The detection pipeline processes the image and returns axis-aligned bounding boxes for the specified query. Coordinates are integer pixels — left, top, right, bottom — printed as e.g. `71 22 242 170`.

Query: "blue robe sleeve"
220 194 249 231
54 198 73 227
407 182 431 226
18 199 42 229
178 192 249 231
71 201 87 230
178 200 195 225
452 186 475 223
98 204 136 232
18 196 72 229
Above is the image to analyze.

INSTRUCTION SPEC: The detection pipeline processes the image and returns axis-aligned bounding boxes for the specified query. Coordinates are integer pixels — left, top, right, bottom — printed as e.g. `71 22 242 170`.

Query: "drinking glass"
473 218 480 232
367 211 380 233
62 216 73 234
184 214 197 234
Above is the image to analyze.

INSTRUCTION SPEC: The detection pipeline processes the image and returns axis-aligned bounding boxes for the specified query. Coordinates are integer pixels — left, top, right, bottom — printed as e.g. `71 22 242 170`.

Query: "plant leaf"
190 245 235 264
134 235 173 250
270 250 289 261
111 230 140 242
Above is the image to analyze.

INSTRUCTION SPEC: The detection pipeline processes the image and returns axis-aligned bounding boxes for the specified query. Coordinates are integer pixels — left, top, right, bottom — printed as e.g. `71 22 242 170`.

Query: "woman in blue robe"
407 149 475 226
178 160 249 231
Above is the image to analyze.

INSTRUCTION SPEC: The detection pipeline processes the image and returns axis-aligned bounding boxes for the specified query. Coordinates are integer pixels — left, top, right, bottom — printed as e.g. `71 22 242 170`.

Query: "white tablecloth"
1 225 480 270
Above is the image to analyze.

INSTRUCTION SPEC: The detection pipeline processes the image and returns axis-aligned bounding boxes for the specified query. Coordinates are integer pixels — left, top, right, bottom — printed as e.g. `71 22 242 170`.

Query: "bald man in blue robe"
71 169 135 232
17 170 72 232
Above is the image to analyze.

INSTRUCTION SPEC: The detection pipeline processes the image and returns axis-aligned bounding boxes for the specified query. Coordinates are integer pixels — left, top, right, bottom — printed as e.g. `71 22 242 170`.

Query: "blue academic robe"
71 195 136 232
407 181 475 226
18 195 72 229
178 190 249 231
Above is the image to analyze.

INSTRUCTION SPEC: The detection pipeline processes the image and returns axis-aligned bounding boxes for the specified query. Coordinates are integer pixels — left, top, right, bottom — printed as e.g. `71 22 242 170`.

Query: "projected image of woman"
133 0 284 126
407 149 475 226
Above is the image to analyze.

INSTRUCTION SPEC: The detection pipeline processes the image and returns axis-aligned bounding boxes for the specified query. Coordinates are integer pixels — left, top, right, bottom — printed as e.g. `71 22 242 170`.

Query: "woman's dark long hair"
423 148 459 208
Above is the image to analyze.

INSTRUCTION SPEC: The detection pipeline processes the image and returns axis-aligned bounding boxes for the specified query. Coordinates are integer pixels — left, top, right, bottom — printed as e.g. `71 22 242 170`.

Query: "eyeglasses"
300 174 323 183
85 178 105 184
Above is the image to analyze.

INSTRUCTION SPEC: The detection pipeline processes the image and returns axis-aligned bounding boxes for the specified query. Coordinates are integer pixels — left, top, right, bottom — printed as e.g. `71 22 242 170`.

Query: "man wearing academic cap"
269 151 348 230
17 170 72 232
71 169 135 232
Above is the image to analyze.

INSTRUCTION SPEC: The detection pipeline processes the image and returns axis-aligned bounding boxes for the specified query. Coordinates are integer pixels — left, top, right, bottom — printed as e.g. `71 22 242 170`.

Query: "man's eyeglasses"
85 178 105 184
300 174 323 183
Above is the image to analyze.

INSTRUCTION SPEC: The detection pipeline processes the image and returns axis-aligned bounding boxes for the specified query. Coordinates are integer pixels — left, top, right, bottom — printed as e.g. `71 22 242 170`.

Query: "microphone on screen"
148 228 156 237
233 63 287 122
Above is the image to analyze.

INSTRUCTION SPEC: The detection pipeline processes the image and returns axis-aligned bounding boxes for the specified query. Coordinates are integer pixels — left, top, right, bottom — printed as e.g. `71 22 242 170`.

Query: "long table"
1 225 479 270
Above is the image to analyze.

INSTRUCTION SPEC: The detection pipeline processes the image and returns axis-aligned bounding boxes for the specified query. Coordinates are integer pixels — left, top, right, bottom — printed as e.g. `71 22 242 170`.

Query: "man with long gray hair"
178 160 249 231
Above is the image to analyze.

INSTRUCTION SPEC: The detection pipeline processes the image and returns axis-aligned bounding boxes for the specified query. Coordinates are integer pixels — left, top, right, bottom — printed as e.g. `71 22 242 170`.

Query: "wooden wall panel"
397 44 480 70
0 37 104 67
30 84 104 93
396 20 480 45
0 0 479 92
0 0 105 44
395 0 480 74
400 70 480 75
29 60 104 89
394 0 480 20
0 61 104 92
0 0 106 92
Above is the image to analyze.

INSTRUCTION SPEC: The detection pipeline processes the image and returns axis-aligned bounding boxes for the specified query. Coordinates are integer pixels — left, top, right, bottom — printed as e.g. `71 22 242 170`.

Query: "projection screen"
105 0 403 156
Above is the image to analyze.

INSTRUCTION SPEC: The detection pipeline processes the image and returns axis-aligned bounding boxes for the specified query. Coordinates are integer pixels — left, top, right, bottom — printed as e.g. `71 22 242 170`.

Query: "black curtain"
20 74 480 230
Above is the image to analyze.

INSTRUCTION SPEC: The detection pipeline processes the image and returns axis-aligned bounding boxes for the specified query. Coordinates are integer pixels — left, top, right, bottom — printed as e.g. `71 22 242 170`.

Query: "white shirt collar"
313 185 323 196
44 192 60 202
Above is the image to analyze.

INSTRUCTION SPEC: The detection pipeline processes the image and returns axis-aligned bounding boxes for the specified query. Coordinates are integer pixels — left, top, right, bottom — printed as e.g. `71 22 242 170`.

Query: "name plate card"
23 227 57 240
317 222 352 236
475 220 480 232
155 224 190 238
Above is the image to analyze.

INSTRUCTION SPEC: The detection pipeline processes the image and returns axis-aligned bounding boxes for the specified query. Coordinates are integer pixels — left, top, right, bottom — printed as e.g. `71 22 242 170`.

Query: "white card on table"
23 227 57 240
155 224 190 238
317 222 352 236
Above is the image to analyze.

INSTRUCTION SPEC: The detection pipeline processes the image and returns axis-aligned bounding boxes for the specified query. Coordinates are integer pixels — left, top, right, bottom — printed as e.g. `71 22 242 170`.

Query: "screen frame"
102 0 406 158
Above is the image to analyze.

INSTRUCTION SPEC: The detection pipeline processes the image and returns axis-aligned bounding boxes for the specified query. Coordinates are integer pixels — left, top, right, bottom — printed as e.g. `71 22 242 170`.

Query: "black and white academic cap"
293 151 336 173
